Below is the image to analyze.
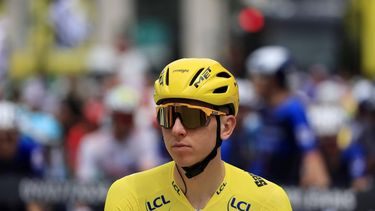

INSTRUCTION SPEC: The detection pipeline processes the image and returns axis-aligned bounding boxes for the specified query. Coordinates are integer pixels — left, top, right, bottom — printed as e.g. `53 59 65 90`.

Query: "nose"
171 117 187 137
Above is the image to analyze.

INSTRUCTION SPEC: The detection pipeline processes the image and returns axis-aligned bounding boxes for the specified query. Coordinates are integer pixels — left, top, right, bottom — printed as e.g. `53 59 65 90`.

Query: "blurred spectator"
65 96 105 176
0 100 44 211
308 79 367 190
350 79 375 188
18 77 62 146
222 78 260 169
245 46 330 188
76 84 161 182
302 64 330 102
17 76 65 180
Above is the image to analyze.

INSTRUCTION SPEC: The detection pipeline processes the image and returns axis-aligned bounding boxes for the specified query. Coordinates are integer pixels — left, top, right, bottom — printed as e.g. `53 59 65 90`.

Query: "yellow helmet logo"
193 67 212 88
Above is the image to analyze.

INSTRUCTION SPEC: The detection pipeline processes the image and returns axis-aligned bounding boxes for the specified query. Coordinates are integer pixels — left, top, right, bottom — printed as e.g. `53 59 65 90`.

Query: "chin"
172 154 198 167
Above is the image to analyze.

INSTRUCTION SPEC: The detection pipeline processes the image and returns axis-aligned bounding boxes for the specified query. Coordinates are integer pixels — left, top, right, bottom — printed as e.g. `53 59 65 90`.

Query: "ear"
220 115 236 140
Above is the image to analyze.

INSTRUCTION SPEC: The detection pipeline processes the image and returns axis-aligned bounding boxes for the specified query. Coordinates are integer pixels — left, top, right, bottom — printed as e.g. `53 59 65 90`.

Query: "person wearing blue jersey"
0 101 44 211
245 46 330 187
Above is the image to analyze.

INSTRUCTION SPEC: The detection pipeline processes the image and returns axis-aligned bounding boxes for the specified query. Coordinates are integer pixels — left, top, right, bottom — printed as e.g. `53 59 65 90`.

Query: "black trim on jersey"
182 116 222 179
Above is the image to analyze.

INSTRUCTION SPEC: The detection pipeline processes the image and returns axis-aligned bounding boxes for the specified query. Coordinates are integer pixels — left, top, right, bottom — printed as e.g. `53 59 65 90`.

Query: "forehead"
250 73 274 80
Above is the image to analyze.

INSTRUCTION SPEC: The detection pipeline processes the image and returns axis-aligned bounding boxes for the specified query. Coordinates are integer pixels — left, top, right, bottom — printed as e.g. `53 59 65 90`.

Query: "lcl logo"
146 195 170 211
227 196 251 211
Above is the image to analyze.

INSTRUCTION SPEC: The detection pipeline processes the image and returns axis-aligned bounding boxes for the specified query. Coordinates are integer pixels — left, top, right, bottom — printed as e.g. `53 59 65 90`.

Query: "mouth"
172 143 191 148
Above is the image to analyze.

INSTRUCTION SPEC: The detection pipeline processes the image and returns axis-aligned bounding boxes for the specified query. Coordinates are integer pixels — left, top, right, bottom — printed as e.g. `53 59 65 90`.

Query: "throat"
185 185 215 209
174 159 225 209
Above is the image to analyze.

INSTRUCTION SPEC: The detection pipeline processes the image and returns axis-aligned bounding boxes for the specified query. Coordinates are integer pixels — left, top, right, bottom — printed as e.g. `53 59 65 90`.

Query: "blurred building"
2 0 374 79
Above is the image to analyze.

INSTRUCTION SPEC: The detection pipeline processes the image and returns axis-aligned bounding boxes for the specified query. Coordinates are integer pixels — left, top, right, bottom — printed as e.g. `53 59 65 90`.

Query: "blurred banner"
0 177 374 210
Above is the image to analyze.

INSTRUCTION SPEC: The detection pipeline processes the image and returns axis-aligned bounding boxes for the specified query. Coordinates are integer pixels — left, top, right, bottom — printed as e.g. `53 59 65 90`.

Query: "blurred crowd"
224 46 375 193
0 41 374 211
0 1 374 210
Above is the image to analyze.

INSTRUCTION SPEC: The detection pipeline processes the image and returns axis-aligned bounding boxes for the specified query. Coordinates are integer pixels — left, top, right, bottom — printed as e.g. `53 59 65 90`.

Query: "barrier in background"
0 177 374 210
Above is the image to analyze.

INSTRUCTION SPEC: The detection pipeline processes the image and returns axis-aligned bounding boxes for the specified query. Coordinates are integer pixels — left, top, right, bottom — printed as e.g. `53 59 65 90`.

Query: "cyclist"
245 46 330 187
105 58 292 210
0 100 44 211
76 84 160 182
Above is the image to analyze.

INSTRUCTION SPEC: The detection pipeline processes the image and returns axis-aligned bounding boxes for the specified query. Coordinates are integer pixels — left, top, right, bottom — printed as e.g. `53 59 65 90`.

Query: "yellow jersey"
105 161 292 211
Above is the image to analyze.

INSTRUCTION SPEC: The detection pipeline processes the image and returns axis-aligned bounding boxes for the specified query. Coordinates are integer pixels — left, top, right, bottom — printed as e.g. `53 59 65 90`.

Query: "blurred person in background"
308 80 367 191
221 78 260 170
301 64 330 102
51 75 107 178
18 77 62 146
17 76 65 179
76 84 161 211
76 84 161 182
64 96 105 177
0 100 44 211
358 98 375 185
350 79 375 189
245 46 330 188
105 58 292 211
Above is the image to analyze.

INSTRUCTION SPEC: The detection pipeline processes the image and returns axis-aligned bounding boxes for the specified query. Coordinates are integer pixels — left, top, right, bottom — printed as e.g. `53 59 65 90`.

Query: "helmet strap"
182 116 222 179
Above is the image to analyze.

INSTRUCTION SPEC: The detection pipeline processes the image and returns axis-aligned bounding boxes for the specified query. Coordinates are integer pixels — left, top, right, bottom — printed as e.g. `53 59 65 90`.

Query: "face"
250 75 273 99
111 111 134 139
157 101 237 167
161 116 218 167
0 129 19 160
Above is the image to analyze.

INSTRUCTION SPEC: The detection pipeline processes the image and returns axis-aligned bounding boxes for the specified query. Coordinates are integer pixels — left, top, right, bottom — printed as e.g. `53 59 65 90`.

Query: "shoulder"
108 161 173 194
105 162 174 210
227 164 271 189
226 164 292 210
277 96 310 124
285 96 306 113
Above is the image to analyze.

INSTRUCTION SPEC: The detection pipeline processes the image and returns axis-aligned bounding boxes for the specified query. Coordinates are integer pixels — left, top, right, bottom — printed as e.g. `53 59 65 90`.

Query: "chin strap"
182 116 222 179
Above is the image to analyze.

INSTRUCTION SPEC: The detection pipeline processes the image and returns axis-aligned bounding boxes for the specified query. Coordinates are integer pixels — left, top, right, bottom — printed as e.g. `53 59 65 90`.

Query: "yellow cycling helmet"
154 58 239 116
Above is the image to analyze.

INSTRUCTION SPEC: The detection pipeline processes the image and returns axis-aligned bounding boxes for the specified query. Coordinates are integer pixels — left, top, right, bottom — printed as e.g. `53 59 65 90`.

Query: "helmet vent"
189 68 205 86
216 72 231 78
213 86 228 94
165 68 170 85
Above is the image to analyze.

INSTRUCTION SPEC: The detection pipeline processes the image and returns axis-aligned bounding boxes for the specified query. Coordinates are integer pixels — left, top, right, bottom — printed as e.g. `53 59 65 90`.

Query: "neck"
174 155 225 209
268 88 289 107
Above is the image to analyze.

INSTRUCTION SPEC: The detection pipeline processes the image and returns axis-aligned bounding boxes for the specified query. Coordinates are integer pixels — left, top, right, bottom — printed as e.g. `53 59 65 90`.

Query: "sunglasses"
156 103 227 129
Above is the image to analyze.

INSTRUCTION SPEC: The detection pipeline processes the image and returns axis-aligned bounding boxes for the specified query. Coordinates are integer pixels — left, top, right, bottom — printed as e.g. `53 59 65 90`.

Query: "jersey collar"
169 161 232 210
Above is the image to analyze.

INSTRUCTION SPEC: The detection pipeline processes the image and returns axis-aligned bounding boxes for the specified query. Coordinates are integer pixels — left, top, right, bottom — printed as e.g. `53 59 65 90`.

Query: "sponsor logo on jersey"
249 173 267 187
171 181 181 195
194 67 212 88
227 196 251 211
216 181 227 195
146 195 171 211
